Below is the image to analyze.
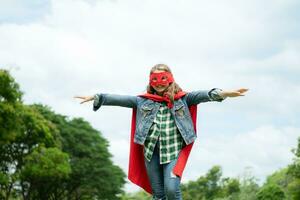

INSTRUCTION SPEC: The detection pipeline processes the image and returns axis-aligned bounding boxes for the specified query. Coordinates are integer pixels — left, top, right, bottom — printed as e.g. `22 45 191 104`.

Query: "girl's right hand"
74 95 94 104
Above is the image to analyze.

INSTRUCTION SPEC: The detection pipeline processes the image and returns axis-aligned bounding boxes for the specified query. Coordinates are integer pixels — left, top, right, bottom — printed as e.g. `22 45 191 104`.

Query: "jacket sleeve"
93 93 138 111
185 88 226 106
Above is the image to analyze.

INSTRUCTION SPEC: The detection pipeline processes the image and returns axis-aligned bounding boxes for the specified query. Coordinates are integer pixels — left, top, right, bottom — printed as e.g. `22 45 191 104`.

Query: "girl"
75 64 248 200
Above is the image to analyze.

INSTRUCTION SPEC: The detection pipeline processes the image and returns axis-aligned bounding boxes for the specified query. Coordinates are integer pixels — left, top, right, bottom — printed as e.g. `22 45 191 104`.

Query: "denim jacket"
93 88 226 145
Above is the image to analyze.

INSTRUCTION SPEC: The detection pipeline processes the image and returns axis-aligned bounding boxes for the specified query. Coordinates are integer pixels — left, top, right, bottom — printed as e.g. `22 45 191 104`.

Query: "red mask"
149 72 174 87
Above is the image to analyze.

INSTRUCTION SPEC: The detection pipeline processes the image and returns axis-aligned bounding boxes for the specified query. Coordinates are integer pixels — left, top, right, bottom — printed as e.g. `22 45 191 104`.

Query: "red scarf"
139 91 186 108
128 91 198 194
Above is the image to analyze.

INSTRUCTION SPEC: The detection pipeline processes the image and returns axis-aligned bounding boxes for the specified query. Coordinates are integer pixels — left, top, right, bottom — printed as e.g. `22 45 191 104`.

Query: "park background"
0 0 299 199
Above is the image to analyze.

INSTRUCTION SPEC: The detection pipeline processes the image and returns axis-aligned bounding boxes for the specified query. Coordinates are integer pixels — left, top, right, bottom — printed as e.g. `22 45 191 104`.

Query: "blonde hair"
146 64 183 102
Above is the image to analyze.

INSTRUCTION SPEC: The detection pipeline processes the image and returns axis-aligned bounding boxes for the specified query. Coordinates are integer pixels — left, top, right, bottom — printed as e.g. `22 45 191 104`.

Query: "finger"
80 99 91 104
74 96 85 99
238 88 249 93
80 100 87 104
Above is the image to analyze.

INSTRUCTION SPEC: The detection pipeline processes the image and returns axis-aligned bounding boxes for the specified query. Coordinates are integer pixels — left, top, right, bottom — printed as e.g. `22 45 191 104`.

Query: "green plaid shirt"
144 103 184 164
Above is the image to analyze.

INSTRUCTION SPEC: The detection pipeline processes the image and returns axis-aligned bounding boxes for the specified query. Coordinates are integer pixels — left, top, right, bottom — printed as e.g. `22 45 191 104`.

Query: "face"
151 70 171 94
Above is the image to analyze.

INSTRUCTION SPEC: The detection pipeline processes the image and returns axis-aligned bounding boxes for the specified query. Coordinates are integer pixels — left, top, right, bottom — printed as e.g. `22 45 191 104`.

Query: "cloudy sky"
1 0 299 192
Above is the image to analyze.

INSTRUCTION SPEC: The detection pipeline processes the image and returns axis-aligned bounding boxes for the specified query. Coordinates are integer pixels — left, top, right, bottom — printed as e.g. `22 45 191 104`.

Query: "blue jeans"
144 143 182 200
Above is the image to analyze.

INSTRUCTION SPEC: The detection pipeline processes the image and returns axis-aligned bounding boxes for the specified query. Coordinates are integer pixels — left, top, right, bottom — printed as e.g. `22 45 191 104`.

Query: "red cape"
128 92 198 194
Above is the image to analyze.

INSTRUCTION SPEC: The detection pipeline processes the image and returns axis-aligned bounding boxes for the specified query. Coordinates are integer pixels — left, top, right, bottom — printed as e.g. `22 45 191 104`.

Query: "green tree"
1 69 125 199
205 166 223 199
32 104 126 200
236 167 259 200
218 178 240 200
0 69 22 143
20 146 71 199
256 184 285 200
264 167 293 199
287 137 300 200
120 191 151 200
0 69 63 200
181 165 225 200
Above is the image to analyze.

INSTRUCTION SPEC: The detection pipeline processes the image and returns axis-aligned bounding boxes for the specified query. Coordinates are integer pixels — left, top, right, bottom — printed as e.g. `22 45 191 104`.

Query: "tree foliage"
32 104 126 200
0 69 125 200
287 137 300 200
256 184 285 200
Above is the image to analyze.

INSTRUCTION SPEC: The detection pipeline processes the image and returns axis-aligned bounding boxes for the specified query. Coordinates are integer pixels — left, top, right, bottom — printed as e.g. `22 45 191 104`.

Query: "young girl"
75 64 248 200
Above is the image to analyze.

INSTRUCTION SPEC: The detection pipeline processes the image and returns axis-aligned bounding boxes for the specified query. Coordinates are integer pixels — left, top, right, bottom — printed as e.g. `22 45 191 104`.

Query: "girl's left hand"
220 88 249 98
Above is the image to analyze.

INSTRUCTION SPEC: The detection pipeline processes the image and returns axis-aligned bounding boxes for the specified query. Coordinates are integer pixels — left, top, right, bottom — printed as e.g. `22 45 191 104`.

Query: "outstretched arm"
219 88 248 98
93 93 137 110
185 88 248 105
74 93 138 111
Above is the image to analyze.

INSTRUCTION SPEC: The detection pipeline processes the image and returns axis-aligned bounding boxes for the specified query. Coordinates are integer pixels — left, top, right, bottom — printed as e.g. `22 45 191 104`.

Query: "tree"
218 178 240 200
181 165 226 200
236 167 260 200
20 146 71 199
287 137 300 200
1 69 126 199
0 69 23 146
120 191 151 200
0 69 63 200
256 184 285 200
31 104 126 200
264 167 293 199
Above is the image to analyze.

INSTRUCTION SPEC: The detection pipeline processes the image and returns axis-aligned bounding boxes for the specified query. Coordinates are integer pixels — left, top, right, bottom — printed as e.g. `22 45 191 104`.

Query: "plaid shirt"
144 102 184 164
